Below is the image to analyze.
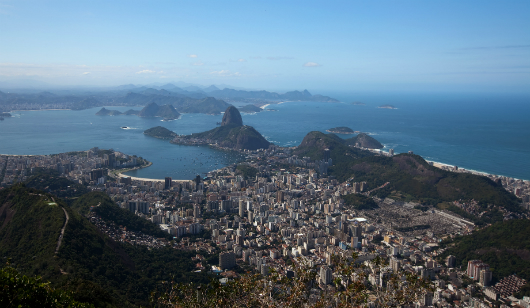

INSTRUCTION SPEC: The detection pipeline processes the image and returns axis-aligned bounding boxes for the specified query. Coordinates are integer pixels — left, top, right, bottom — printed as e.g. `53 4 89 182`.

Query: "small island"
326 127 356 134
350 102 365 106
95 108 123 116
378 104 397 109
238 104 262 113
143 126 178 139
123 109 140 115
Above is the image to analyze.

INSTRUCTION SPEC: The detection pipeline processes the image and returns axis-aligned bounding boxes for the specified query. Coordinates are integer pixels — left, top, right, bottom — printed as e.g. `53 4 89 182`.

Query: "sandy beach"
115 172 191 183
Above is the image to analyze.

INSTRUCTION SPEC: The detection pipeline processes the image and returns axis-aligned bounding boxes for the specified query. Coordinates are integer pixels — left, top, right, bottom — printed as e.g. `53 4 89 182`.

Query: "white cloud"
192 62 204 66
303 62 321 67
238 59 246 62
209 70 241 77
82 72 90 75
189 54 198 58
136 69 155 74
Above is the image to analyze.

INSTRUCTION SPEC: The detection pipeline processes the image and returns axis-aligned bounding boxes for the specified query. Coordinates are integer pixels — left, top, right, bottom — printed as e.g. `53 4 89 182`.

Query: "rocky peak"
221 106 243 126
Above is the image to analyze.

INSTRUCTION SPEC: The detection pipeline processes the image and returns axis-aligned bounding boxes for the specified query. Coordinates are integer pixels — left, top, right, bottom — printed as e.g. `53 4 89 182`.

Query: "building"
320 266 332 285
219 251 236 270
165 177 172 189
446 255 456 268
239 199 245 217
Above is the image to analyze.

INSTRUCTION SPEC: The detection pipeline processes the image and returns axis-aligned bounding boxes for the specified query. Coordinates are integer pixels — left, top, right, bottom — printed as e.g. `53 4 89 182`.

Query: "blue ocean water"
1 92 529 180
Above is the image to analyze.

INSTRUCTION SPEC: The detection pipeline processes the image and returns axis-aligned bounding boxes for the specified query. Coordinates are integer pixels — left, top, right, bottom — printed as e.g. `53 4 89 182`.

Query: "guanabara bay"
1 2 529 307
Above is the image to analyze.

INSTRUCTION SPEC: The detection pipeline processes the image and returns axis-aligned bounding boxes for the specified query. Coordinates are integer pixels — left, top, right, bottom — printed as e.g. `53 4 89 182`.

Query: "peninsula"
171 106 270 150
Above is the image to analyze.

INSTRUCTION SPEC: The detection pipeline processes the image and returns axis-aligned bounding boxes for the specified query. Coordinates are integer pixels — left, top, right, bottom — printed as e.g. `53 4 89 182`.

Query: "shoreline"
370 148 527 181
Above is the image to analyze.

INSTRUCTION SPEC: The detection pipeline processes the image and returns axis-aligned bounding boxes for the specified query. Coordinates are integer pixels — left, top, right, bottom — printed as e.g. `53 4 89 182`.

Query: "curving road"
55 197 69 254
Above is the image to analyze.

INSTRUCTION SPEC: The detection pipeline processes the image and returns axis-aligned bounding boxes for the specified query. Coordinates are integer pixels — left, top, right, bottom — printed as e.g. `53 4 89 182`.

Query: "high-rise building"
446 255 456 268
480 269 492 286
320 266 332 285
239 199 245 217
193 204 201 218
165 177 172 189
219 251 236 270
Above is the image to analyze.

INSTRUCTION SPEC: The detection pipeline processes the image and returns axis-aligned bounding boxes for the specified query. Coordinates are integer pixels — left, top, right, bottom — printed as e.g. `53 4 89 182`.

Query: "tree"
154 252 431 308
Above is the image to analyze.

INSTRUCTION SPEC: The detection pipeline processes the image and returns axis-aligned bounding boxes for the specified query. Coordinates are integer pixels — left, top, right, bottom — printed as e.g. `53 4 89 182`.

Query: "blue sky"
0 0 529 93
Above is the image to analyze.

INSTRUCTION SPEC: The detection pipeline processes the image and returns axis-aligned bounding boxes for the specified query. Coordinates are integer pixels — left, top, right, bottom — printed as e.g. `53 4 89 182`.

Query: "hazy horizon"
1 0 529 94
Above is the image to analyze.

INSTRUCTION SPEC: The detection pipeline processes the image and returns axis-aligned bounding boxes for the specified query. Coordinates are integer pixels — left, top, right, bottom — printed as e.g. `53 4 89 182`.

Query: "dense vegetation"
0 184 210 307
343 133 383 149
24 168 89 201
143 126 178 139
294 132 521 225
326 126 354 134
342 193 379 210
183 123 270 150
236 164 258 179
440 219 530 286
0 265 93 308
72 191 171 239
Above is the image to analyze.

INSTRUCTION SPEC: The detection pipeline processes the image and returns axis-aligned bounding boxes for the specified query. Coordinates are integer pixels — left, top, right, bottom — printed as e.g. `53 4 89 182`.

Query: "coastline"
112 162 192 183
370 148 527 181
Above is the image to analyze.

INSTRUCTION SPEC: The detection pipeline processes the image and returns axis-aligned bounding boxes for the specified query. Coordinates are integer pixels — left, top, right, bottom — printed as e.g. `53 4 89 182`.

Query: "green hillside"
144 126 178 139
440 219 530 286
0 184 209 307
294 131 522 224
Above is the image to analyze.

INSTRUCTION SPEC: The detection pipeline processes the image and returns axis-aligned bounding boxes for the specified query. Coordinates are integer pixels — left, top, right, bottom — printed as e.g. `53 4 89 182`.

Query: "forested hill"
294 131 522 224
440 219 530 290
0 184 209 307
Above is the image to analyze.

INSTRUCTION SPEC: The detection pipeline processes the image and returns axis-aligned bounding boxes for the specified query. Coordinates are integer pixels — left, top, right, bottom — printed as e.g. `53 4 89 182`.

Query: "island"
350 102 365 106
0 112 11 118
326 127 356 134
123 109 140 115
95 108 123 116
378 104 397 109
171 106 270 150
238 104 262 113
143 126 178 139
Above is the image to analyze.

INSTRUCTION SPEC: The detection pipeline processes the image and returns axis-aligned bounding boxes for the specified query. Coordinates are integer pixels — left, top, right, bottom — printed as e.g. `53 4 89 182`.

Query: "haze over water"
1 92 529 181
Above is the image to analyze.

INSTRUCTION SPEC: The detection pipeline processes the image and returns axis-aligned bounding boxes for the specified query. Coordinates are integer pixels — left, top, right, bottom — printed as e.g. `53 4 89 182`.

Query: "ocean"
1 92 529 180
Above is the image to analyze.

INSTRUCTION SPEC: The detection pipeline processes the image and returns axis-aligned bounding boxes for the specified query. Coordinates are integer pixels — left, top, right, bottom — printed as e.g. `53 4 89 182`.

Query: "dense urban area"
1 145 530 308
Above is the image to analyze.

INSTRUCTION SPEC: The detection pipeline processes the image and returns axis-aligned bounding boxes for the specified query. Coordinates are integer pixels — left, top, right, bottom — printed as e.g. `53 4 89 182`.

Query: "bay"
0 92 529 180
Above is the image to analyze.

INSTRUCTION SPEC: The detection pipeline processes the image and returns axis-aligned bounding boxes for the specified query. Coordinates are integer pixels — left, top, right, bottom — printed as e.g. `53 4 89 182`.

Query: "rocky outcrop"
221 106 243 126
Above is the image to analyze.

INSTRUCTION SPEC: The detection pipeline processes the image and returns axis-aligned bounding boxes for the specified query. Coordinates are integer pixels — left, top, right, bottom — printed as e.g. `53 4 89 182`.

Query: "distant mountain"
138 102 180 119
204 85 220 92
95 107 122 116
177 106 270 150
208 88 339 102
121 92 229 115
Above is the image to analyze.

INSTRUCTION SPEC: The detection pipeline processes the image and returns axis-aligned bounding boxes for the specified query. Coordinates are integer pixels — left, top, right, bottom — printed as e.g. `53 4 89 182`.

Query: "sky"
0 0 529 93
